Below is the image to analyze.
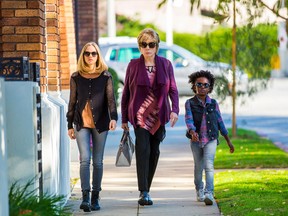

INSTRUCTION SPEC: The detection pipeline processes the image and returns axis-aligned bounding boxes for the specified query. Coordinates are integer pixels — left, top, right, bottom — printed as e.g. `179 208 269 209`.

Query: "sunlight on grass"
215 129 288 169
214 129 288 215
215 170 288 216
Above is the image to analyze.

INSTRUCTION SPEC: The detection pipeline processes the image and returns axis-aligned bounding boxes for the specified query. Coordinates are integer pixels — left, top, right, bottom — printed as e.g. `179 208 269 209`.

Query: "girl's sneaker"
204 192 214 205
196 189 205 202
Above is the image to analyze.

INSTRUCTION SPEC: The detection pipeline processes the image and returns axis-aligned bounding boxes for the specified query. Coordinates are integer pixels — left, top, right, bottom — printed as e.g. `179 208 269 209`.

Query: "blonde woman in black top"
66 42 118 212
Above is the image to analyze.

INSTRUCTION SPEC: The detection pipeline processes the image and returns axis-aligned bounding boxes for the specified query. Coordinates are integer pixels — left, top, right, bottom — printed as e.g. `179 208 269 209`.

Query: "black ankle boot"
91 191 100 211
138 191 153 206
80 190 91 212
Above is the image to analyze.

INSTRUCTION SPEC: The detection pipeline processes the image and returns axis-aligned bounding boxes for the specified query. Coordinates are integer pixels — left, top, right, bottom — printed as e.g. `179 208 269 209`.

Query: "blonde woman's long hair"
77 41 108 74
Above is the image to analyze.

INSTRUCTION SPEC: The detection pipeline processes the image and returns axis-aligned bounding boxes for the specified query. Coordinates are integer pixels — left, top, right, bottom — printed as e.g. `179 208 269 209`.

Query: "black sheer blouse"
66 71 118 132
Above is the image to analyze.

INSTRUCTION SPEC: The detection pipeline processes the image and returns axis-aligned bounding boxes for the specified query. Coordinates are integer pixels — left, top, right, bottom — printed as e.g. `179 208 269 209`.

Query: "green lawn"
214 129 288 216
215 129 288 169
215 170 288 216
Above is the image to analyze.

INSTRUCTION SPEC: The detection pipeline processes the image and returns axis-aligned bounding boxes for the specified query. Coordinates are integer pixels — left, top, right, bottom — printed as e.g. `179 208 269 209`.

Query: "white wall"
0 78 9 216
1 77 72 211
5 82 40 192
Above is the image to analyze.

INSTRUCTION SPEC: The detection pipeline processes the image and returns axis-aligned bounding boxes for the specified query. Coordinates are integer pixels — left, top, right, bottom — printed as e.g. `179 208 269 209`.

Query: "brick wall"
46 0 60 91
59 0 77 90
0 0 78 92
0 0 47 92
75 0 99 55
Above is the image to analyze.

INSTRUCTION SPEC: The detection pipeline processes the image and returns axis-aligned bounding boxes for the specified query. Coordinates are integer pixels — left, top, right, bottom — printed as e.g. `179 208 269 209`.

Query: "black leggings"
134 126 166 192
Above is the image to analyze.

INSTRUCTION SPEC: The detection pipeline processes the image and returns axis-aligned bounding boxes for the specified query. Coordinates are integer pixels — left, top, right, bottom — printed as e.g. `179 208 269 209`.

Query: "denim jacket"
185 96 228 142
189 96 219 140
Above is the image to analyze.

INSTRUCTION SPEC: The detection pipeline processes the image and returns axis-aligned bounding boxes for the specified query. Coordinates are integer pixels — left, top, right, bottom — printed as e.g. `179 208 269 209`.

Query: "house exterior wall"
0 0 78 92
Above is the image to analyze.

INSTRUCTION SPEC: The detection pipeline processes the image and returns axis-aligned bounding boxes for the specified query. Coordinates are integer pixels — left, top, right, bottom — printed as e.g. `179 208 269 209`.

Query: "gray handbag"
115 130 135 167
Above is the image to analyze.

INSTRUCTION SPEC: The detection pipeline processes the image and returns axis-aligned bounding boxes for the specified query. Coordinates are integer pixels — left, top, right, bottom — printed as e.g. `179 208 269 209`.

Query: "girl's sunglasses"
84 51 98 57
139 42 157 48
195 82 210 88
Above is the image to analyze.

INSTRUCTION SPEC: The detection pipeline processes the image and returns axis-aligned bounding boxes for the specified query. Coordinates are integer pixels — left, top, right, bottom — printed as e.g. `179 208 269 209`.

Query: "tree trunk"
232 0 237 137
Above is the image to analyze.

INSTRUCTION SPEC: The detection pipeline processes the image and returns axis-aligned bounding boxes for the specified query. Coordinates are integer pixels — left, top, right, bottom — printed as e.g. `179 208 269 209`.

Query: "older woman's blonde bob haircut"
137 28 160 53
77 41 108 74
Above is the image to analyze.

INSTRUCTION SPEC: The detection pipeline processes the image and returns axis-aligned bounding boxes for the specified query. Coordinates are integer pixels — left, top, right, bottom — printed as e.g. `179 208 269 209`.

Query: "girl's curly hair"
188 70 215 94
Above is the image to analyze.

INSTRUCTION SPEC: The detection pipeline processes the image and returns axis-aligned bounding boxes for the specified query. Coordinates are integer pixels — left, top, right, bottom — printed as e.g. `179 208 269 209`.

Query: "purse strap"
120 130 129 143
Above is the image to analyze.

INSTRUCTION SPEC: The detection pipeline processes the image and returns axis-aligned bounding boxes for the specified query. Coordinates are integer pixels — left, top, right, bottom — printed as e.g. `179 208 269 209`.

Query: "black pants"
134 126 166 192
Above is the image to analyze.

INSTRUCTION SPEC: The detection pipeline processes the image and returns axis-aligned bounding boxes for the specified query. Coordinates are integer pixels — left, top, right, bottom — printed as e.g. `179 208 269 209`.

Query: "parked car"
99 37 248 96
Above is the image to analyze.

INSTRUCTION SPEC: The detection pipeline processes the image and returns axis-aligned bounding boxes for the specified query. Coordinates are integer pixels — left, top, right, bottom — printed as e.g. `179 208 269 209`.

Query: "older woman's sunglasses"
84 51 98 57
139 42 157 48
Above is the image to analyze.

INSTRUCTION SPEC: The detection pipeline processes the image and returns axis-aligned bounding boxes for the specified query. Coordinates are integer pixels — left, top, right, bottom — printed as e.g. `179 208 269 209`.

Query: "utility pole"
107 0 116 37
166 0 173 46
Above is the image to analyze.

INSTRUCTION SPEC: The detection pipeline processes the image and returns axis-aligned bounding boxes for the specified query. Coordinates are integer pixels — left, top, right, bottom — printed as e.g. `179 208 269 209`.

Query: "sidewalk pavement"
66 129 221 216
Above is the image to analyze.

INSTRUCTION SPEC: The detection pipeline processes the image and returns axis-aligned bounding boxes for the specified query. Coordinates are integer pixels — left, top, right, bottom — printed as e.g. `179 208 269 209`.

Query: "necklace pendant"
147 66 154 73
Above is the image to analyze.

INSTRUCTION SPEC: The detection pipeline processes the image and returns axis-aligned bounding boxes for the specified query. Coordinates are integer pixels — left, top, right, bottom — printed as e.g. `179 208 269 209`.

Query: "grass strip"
215 169 288 216
216 129 288 169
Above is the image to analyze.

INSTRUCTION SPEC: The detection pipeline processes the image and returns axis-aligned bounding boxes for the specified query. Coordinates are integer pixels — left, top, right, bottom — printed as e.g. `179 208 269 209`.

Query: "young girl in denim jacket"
185 70 234 205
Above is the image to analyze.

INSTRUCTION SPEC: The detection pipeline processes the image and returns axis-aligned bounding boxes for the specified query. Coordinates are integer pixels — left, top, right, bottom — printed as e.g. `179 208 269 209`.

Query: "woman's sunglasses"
195 82 210 88
84 51 98 57
139 42 157 48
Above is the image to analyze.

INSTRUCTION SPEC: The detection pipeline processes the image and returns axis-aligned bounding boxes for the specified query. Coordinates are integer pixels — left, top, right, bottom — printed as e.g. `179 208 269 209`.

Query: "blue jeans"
75 128 108 192
190 139 217 193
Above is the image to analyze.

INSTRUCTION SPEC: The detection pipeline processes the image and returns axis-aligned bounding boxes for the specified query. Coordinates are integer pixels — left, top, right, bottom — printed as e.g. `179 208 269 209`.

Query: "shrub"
108 67 120 104
9 180 72 216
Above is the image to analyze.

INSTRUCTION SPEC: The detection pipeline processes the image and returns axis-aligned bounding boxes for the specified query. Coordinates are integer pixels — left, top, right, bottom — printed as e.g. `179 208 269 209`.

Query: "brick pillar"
75 0 99 56
59 0 77 90
0 0 47 93
46 0 61 92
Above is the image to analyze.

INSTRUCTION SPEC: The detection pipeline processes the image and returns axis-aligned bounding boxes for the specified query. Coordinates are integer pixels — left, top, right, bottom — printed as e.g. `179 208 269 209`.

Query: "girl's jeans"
190 139 217 194
75 128 108 192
